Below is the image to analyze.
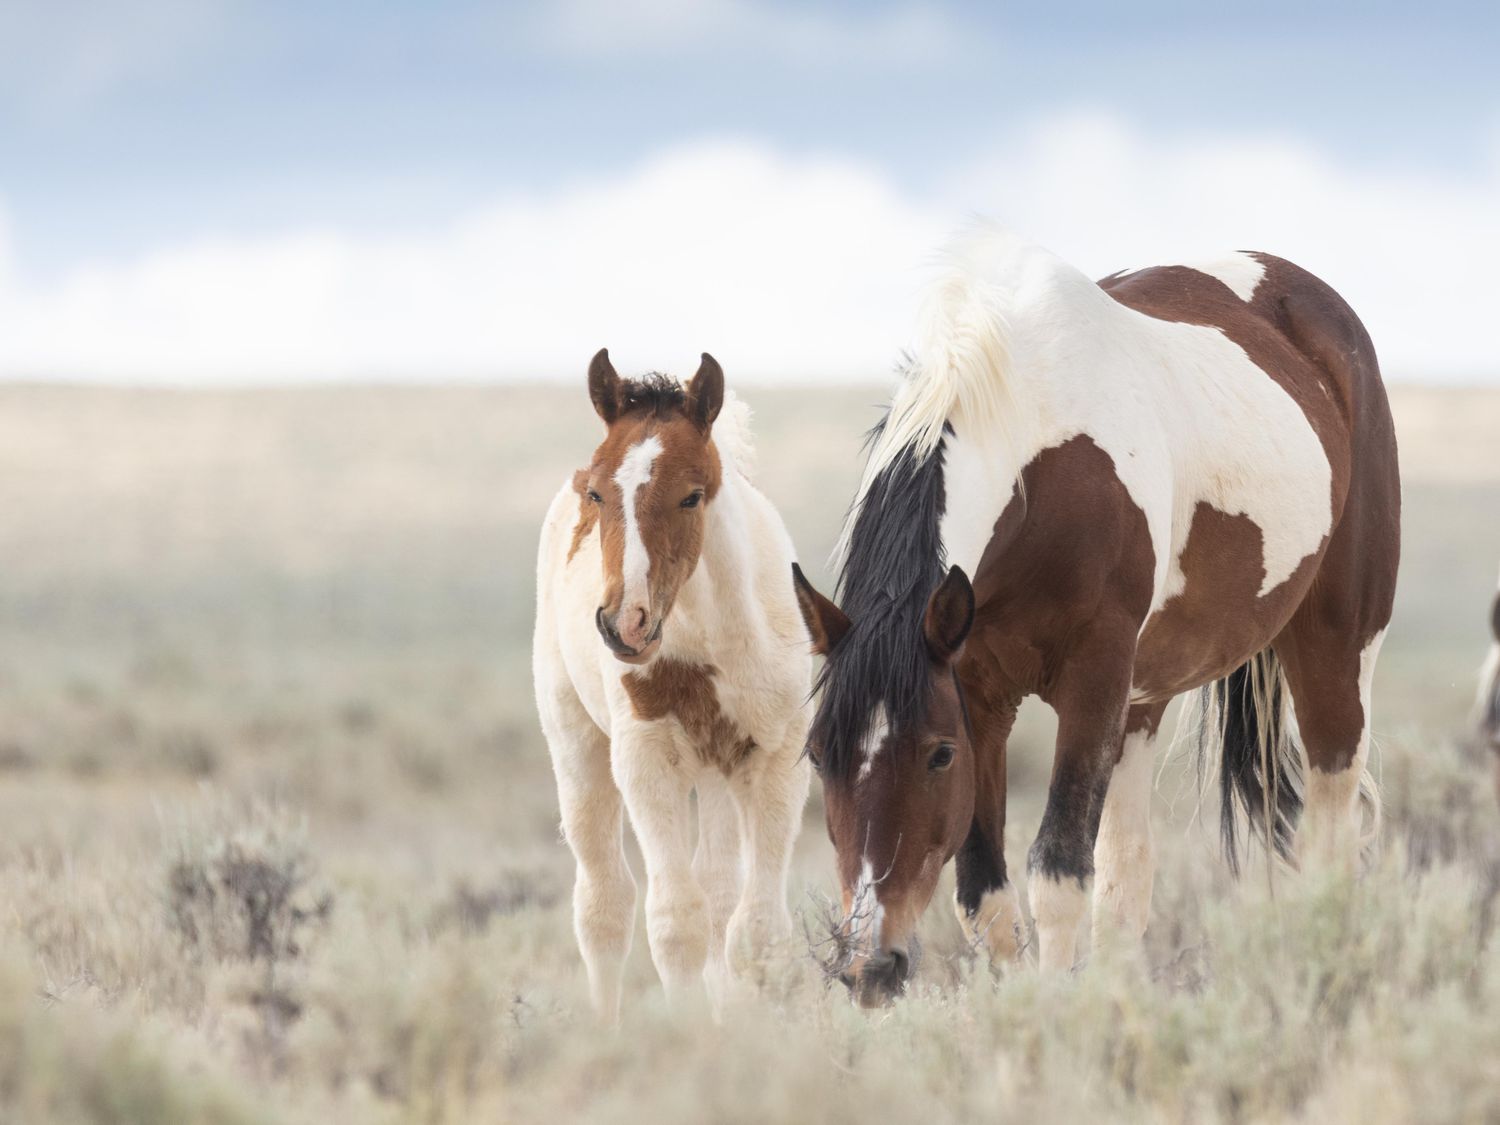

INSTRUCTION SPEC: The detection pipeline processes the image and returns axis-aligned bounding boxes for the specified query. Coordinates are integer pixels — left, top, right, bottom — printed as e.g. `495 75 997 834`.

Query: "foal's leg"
613 725 711 1000
1028 631 1135 972
539 688 637 1023
1091 701 1168 956
725 743 811 975
693 772 742 1003
1276 625 1386 873
954 690 1023 964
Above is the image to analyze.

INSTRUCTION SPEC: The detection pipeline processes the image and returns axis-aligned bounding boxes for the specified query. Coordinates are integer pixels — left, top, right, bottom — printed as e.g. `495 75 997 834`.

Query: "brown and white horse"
534 350 811 1020
793 223 1400 1004
1473 568 1500 802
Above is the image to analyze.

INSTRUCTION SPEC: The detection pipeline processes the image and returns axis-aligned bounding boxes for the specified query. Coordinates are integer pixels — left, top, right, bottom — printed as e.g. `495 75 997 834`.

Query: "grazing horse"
534 350 811 1021
1473 568 1500 802
793 223 1400 1004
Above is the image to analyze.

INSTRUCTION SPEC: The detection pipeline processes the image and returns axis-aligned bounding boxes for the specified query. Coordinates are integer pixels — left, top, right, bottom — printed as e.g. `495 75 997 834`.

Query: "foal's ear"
686 353 724 432
924 565 974 665
792 563 852 656
588 348 620 425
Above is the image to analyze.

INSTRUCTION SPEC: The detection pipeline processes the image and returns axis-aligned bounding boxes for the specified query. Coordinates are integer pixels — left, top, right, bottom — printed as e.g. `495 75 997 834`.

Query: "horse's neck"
936 302 1131 578
677 472 766 637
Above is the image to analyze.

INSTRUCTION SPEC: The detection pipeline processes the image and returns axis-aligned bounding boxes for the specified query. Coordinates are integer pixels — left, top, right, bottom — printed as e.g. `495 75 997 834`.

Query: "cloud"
1 116 1497 384
527 0 969 67
0 0 242 112
946 112 1500 381
0 144 947 382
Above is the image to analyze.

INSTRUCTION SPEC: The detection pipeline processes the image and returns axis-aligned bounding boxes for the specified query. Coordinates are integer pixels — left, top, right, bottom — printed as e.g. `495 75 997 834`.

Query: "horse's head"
583 348 724 664
794 562 977 1006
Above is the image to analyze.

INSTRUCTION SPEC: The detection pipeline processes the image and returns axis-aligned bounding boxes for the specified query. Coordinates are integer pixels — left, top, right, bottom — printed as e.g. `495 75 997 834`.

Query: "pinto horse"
1473 568 1500 802
534 350 811 1020
793 224 1400 1004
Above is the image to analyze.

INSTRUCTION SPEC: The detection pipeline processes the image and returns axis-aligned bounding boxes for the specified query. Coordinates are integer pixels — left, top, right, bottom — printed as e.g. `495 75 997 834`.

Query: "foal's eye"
680 491 704 509
928 743 956 771
587 490 603 505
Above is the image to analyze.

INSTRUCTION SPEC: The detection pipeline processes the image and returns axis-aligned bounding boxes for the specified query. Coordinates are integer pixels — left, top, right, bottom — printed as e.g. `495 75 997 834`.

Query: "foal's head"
582 348 724 664
795 563 977 1007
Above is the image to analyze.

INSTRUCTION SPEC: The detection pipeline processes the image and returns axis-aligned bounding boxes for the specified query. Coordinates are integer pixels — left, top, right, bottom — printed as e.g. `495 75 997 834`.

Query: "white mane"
713 390 757 481
834 221 1047 568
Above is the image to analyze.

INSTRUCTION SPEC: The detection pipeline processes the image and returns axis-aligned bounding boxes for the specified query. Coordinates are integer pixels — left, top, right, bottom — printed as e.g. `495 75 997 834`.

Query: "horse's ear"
924 565 974 665
686 353 724 432
792 563 851 656
588 348 620 425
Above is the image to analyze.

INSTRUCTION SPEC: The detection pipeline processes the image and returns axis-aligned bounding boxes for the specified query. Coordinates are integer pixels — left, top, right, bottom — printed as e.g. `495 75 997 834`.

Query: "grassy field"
0 382 1497 1123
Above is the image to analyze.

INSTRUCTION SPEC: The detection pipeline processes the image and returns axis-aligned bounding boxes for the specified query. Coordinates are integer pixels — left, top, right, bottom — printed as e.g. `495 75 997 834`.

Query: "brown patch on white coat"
622 659 758 774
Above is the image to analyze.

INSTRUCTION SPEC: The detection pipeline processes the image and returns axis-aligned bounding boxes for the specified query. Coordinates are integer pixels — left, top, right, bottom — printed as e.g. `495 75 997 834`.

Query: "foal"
534 350 811 1020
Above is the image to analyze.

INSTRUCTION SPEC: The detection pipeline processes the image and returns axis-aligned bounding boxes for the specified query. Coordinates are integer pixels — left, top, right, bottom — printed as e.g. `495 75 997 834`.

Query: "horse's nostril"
865 948 910 985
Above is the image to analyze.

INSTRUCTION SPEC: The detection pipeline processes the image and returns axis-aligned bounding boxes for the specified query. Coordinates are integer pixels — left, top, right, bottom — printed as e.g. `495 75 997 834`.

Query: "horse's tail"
1195 648 1382 875
1195 650 1304 876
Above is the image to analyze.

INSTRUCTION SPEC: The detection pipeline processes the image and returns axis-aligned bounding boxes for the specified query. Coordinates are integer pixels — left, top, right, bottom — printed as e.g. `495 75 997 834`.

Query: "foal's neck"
681 470 763 629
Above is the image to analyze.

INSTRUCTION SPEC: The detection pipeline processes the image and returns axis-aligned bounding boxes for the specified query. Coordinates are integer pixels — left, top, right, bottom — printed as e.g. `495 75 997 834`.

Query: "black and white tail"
1196 648 1380 875
1195 650 1302 875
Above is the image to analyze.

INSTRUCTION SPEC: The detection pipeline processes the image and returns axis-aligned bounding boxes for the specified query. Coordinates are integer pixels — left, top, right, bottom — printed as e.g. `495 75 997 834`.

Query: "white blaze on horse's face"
613 434 663 644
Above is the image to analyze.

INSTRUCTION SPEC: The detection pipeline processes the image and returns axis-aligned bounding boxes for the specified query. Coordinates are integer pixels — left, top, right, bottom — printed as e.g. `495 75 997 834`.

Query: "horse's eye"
587 490 603 505
805 746 824 774
928 743 955 771
680 491 704 509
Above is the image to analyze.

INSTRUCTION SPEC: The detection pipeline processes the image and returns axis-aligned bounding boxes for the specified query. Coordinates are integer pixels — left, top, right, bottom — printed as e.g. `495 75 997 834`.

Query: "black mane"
811 421 948 780
619 372 686 418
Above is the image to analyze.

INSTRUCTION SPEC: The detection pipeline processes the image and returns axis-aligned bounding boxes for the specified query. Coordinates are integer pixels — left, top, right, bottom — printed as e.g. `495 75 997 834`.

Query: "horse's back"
1097 254 1399 697
1240 254 1401 644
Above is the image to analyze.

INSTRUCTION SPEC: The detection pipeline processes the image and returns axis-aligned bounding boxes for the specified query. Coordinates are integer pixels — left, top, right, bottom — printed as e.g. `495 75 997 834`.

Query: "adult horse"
793 224 1400 1004
534 351 811 1021
1473 568 1500 802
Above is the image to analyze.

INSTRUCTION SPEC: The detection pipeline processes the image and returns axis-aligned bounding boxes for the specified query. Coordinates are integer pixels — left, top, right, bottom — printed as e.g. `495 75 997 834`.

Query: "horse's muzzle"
841 946 912 1008
595 607 663 664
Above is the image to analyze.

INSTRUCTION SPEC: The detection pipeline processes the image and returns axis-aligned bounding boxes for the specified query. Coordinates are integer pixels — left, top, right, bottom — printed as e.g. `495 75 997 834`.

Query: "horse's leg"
1091 701 1168 956
693 771 742 1005
724 743 811 976
613 724 711 1001
1028 629 1135 972
539 684 637 1024
1272 466 1396 873
953 690 1023 965
1275 623 1386 872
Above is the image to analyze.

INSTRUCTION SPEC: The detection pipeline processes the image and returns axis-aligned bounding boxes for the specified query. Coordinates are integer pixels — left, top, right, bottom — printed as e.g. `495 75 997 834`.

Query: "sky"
0 0 1496 383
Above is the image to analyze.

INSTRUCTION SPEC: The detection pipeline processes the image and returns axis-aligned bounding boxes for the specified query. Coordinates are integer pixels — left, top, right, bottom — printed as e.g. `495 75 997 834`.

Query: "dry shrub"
160 795 333 1077
429 871 558 938
162 797 332 965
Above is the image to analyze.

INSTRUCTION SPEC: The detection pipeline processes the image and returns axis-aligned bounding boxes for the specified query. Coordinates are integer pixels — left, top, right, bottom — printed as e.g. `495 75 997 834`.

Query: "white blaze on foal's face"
582 350 725 663
614 435 663 627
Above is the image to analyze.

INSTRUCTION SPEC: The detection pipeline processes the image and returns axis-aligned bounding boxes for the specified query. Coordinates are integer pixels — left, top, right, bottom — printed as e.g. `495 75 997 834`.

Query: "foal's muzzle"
595 606 662 664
